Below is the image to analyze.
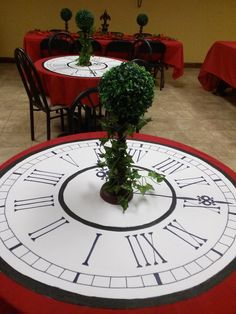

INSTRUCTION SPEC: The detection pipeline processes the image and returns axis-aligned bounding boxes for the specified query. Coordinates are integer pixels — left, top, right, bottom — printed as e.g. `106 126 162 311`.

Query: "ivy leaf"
148 171 165 182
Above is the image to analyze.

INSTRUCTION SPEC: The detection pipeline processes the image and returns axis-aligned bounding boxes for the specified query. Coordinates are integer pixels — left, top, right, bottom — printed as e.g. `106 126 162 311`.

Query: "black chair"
68 87 103 134
132 39 166 89
91 39 103 56
14 48 69 140
132 38 152 61
48 31 78 56
40 37 50 58
131 58 152 73
105 40 133 60
149 41 166 90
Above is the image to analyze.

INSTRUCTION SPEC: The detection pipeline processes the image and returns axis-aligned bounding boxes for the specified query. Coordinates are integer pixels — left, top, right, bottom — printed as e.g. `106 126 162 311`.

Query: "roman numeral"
163 219 207 249
14 195 54 211
152 158 189 175
93 147 103 162
126 232 167 268
60 154 80 167
28 216 69 241
25 169 64 185
175 176 209 188
82 233 102 266
128 146 148 162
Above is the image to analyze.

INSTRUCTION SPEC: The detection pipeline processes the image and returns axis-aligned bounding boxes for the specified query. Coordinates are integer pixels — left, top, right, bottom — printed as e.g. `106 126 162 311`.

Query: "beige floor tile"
0 64 235 172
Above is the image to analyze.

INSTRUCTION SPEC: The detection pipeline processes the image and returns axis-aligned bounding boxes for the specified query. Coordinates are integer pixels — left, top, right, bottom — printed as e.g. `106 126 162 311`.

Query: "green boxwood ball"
60 8 72 22
99 62 154 125
137 13 148 26
75 9 94 32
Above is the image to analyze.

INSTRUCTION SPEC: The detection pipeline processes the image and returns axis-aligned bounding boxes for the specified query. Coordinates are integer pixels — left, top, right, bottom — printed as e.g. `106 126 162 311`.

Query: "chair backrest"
131 58 152 73
105 40 133 60
40 38 50 58
149 40 166 62
91 39 103 56
132 39 152 61
69 87 101 133
48 31 77 56
14 48 50 112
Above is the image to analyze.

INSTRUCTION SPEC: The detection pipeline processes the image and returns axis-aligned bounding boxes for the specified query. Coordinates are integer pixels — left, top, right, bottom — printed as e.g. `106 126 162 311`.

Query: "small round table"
35 56 124 107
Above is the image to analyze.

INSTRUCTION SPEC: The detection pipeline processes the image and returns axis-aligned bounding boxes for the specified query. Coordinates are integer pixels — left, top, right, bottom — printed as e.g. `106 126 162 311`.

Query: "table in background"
24 31 184 79
34 55 123 107
198 41 236 91
0 132 236 314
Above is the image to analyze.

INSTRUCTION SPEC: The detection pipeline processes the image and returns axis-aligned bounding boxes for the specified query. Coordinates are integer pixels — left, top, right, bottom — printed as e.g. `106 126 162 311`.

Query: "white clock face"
43 56 123 77
0 137 235 308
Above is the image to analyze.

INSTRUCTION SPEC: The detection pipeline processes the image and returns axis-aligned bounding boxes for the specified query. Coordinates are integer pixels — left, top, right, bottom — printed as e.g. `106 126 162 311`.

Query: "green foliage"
75 10 94 66
136 13 148 26
75 9 94 33
77 31 93 66
98 136 165 212
60 8 72 22
98 62 164 211
99 62 154 125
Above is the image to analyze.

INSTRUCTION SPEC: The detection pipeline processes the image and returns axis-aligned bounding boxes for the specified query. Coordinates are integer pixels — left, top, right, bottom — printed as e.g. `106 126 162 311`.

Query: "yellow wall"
0 0 235 62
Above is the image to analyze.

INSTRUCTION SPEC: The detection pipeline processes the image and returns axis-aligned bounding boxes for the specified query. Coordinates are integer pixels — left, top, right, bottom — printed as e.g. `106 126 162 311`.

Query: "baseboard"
0 57 15 63
184 62 201 68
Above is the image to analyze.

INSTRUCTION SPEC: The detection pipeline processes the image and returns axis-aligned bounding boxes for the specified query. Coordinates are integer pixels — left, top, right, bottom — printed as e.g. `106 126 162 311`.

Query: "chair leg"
29 104 35 141
160 66 165 90
46 113 51 140
85 108 92 131
60 109 65 131
68 111 74 134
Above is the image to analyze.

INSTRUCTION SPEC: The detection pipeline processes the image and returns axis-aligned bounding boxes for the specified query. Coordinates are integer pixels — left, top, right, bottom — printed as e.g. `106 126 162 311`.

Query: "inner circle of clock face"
59 166 176 231
67 60 107 71
0 138 235 308
43 56 123 77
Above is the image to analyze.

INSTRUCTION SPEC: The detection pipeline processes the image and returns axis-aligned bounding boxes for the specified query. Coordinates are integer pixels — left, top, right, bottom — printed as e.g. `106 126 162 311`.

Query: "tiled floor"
0 63 236 171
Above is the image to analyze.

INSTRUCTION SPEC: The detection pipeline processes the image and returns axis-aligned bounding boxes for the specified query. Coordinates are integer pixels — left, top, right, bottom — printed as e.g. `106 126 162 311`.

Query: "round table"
34 56 124 107
0 132 235 314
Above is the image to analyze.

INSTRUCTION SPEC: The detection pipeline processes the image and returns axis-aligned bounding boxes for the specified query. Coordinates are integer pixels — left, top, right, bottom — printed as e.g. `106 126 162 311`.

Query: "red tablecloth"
198 41 236 91
34 56 123 107
24 31 184 79
0 132 235 314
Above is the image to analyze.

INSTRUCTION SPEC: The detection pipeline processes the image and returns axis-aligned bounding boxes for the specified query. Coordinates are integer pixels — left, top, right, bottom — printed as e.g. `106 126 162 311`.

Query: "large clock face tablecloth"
0 132 235 314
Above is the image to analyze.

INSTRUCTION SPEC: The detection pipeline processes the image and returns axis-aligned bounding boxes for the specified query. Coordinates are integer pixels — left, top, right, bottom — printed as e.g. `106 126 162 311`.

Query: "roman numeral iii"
14 195 54 211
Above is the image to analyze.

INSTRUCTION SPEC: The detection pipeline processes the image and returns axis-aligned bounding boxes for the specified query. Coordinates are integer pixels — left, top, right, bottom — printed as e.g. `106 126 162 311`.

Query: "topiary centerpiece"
60 8 72 32
75 9 94 66
98 62 164 211
136 13 148 38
